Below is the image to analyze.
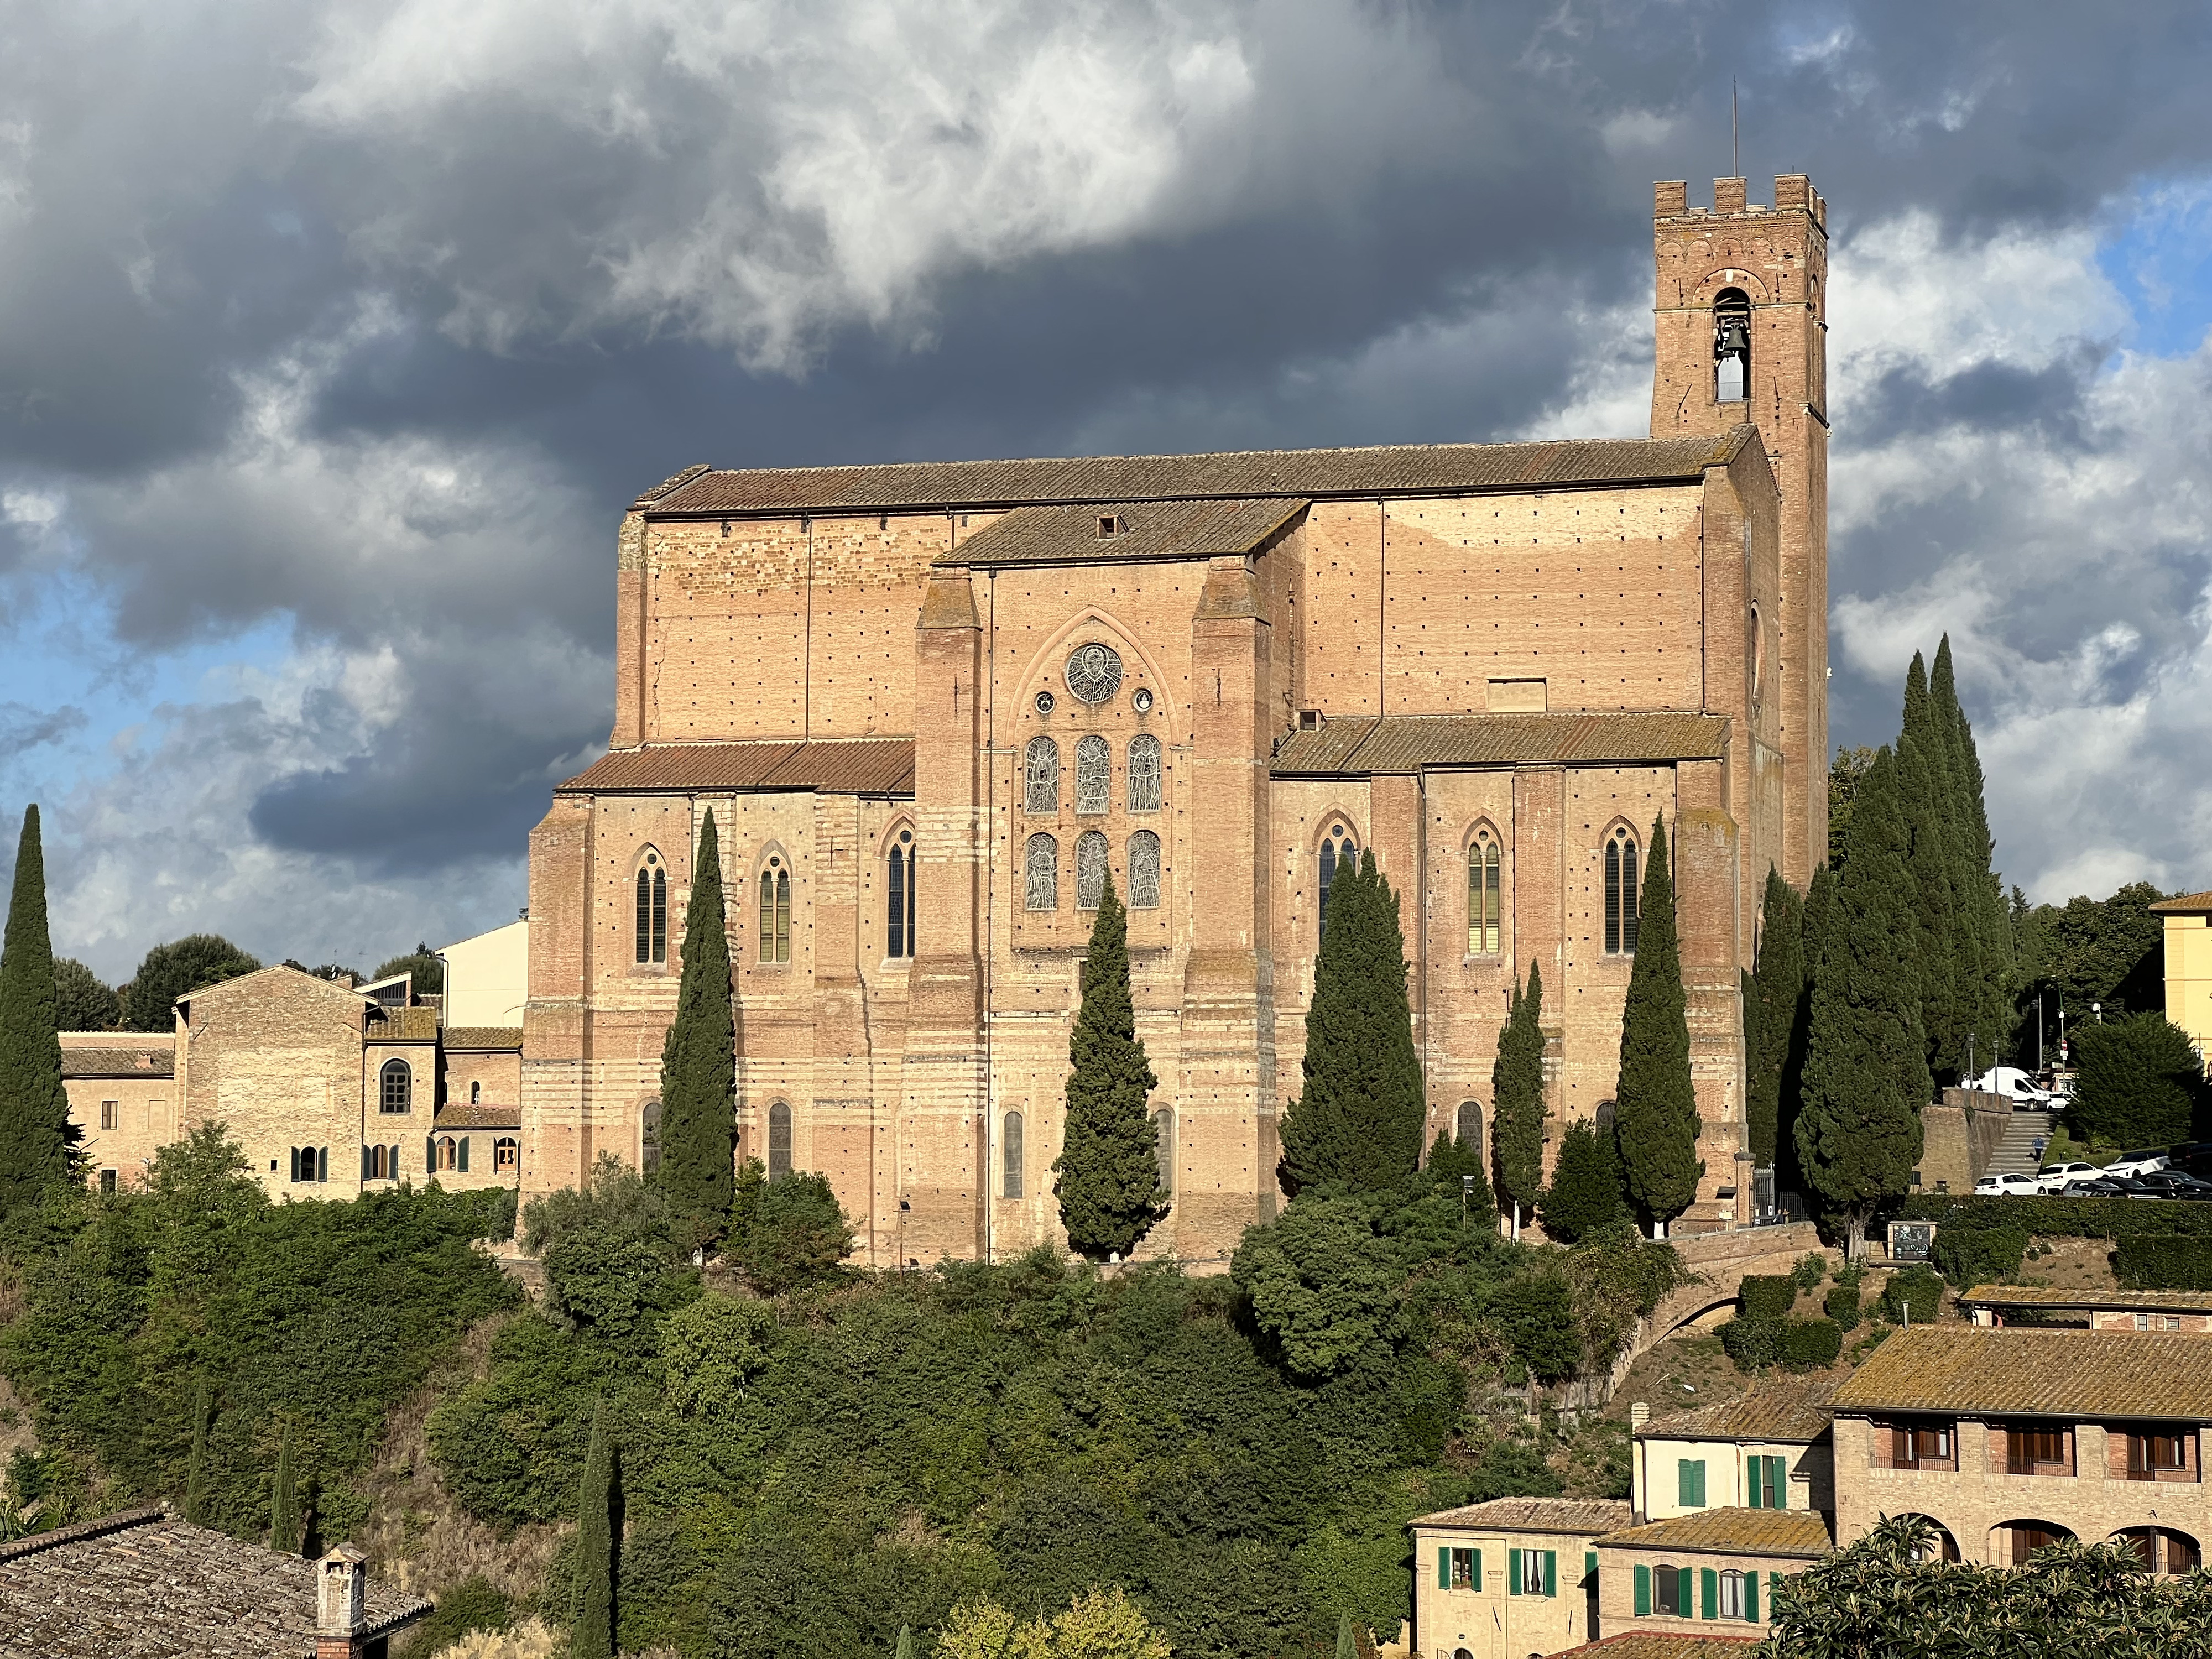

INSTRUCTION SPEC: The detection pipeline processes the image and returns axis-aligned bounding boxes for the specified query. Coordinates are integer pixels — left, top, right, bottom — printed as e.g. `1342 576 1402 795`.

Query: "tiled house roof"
59 1046 174 1079
1831 1326 2212 1418
1597 1507 1832 1557
435 1104 523 1130
1555 1636 1763 1658
1637 1375 1837 1443
2148 891 2212 914
368 1006 440 1041
1955 1284 2212 1314
441 1026 524 1051
0 1508 430 1657
1411 1497 1636 1534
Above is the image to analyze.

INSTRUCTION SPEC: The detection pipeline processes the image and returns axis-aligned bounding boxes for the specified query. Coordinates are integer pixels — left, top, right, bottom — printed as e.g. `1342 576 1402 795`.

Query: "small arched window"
437 1136 458 1172
639 1097 663 1176
634 850 667 964
1318 824 1358 935
768 1100 793 1181
493 1136 519 1171
1076 831 1109 910
1127 830 1161 910
1605 828 1641 956
1076 735 1110 815
1128 734 1162 813
758 854 791 964
1025 833 1059 911
888 827 916 959
1468 828 1501 956
1715 287 1751 402
1457 1100 1483 1150
469 1080 481 1105
1003 1110 1024 1199
1025 736 1061 813
379 1059 411 1114
1152 1108 1175 1194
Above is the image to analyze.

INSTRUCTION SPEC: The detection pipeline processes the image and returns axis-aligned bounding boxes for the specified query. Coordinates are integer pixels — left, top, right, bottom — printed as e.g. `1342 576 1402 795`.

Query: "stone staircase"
1984 1109 2056 1179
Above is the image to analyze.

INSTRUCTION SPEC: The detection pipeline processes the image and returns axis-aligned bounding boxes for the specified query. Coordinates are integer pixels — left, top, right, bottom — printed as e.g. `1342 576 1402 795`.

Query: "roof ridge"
0 1505 165 1563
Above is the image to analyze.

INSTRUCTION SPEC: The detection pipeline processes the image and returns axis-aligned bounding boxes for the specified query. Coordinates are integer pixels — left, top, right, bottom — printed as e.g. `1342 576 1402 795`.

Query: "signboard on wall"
1887 1222 1936 1263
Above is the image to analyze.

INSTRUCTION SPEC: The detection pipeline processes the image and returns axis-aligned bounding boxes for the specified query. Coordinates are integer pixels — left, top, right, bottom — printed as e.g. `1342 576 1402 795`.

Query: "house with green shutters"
1628 1374 1835 1520
1407 1497 1632 1659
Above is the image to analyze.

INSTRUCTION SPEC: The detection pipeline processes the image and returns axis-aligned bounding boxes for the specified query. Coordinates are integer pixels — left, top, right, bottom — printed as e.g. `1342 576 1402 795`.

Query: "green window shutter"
1678 1458 1706 1507
1746 1455 1762 1508
1472 1550 1481 1588
459 1135 471 1172
1745 1569 1760 1623
1508 1550 1522 1596
1584 1551 1597 1584
426 1135 435 1170
1635 1564 1651 1616
1700 1567 1718 1620
1438 1547 1449 1590
1543 1551 1557 1598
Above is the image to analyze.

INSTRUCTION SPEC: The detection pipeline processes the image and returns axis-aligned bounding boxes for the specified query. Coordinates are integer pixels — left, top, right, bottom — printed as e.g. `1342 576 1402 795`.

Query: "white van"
1968 1066 2059 1108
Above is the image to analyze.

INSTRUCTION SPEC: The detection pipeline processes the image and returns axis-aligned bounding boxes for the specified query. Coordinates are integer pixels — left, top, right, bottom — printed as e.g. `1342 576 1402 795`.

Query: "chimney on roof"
1629 1401 1650 1430
316 1543 369 1658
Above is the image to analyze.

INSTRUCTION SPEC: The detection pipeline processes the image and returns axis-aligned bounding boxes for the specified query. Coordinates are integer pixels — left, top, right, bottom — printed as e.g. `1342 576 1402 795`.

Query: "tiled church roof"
940 498 1308 566
635 430 1757 517
562 737 916 795
436 1103 522 1130
442 1025 524 1051
1270 712 1728 775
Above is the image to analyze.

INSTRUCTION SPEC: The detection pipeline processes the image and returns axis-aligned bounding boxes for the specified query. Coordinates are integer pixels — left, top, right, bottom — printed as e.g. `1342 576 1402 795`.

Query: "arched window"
639 1097 663 1176
1605 828 1641 956
379 1058 412 1114
1025 735 1061 813
493 1136 518 1171
1076 831 1109 910
1318 824 1358 935
1127 831 1161 910
1898 1517 1960 1564
1152 1108 1174 1195
1003 1110 1024 1199
1457 1100 1483 1150
2000 1521 2073 1567
470 1080 481 1105
437 1136 458 1171
888 827 916 959
1076 735 1110 815
758 854 791 963
1025 834 1059 911
2117 1527 2201 1575
768 1100 793 1181
1128 734 1162 813
1714 286 1751 402
1468 828 1501 955
635 849 667 963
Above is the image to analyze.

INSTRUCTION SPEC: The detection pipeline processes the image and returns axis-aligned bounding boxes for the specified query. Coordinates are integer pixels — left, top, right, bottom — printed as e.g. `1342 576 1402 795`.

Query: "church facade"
520 175 1830 1267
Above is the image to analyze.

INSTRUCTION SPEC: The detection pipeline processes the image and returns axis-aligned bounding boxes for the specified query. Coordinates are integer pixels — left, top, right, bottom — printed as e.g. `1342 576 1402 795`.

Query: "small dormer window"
1097 513 1124 539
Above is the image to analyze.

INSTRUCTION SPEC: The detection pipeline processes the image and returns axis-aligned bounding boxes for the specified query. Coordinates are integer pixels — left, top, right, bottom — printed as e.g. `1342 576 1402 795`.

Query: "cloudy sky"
2 0 2210 980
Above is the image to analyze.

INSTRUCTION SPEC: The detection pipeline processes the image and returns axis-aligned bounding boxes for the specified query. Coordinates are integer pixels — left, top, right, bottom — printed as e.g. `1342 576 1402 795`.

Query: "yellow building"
1408 1497 1630 1658
2151 890 2212 1066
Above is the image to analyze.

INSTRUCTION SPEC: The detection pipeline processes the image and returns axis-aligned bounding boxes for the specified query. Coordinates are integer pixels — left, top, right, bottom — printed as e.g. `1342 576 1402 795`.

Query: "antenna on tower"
1731 77 1740 179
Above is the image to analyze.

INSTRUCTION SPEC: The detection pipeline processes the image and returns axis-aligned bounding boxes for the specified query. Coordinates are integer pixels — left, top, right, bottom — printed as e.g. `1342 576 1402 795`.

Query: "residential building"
1829 1324 2211 1571
59 1031 175 1192
441 918 529 1027
1630 1375 1834 1520
523 174 1834 1266
2151 890 2212 1066
1958 1285 2212 1333
1592 1508 1829 1639
1409 1496 1632 1659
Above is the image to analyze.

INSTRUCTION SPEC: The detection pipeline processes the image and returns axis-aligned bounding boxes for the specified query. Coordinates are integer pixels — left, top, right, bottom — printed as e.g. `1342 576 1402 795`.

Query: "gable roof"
2149 891 2212 914
1271 712 1728 776
1830 1326 2212 1419
0 1507 429 1657
435 1103 522 1130
941 498 1308 567
1411 1496 1635 1535
636 431 1756 518
176 964 372 1014
561 737 915 796
1637 1375 1837 1443
442 1026 524 1051
1554 1635 1764 1658
1955 1284 2212 1314
1597 1507 1832 1558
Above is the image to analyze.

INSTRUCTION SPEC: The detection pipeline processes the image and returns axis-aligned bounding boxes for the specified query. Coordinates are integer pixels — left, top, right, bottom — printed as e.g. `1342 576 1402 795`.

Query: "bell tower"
1651 175 1829 889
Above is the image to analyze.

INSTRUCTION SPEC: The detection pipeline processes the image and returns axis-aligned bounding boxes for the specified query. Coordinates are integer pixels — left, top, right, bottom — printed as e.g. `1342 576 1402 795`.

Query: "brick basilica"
518 175 1831 1267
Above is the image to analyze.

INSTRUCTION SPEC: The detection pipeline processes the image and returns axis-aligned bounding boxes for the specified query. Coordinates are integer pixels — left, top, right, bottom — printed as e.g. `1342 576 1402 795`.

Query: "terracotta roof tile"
369 1006 440 1042
1637 1375 1837 1443
1956 1284 2212 1313
939 498 1308 567
1271 713 1728 775
638 431 1754 517
59 1046 174 1079
1598 1507 1832 1557
441 1026 523 1051
1554 1635 1764 1658
0 1508 429 1657
2149 891 2212 914
1830 1326 2212 1418
561 738 915 795
1411 1497 1636 1535
435 1104 522 1130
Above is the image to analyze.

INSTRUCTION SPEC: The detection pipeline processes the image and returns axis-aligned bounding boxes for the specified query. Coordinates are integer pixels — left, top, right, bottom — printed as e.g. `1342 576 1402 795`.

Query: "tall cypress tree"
269 1422 300 1554
1613 818 1702 1237
1797 748 1929 1255
1779 864 1834 1195
1897 654 1961 1079
0 806 74 1208
1932 636 2011 1070
571 1397 617 1659
1490 962 1546 1236
1747 867 1804 1169
184 1380 212 1525
660 810 735 1243
1054 874 1167 1258
1280 852 1424 1193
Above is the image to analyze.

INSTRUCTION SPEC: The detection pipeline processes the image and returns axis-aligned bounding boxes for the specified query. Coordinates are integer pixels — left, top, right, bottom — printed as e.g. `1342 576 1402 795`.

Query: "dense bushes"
1898 1194 2212 1239
1930 1220 2028 1286
1823 1283 1862 1333
2113 1235 2212 1291
1880 1265 1943 1324
1719 1317 1842 1373
1738 1275 1798 1319
2070 1013 2210 1149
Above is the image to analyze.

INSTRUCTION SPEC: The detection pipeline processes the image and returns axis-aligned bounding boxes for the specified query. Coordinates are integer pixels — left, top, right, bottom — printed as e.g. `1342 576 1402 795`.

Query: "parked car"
1969 1066 2060 1108
2064 1175 2147 1197
2036 1161 2099 1193
1974 1172 2043 1196
2103 1148 2173 1178
2126 1171 2212 1201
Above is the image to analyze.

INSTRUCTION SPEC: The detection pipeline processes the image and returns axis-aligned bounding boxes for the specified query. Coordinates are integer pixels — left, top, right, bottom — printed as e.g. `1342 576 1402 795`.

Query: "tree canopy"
369 945 443 994
118 935 260 1031
51 957 118 1033
2071 1013 2209 1147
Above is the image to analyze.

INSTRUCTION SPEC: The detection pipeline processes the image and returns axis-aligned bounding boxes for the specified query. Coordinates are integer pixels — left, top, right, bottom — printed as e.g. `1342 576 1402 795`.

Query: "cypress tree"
0 806 75 1208
1053 873 1167 1257
269 1422 300 1554
1932 636 2011 1070
1897 654 1960 1079
1280 852 1424 1193
1537 1118 1626 1243
660 810 735 1244
184 1380 212 1525
1490 963 1547 1236
1613 818 1702 1237
894 1626 915 1659
1779 864 1835 1196
1335 1615 1357 1659
1797 748 1929 1255
571 1397 617 1659
1747 867 1804 1168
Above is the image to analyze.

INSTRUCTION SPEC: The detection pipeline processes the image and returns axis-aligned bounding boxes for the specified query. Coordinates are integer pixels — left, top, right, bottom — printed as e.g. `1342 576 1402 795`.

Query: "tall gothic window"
768 1101 792 1180
1467 830 1501 956
887 828 916 959
379 1058 411 1114
1003 1110 1024 1199
1127 830 1161 910
1076 831 1109 910
1127 733 1162 813
1605 828 1641 956
1025 736 1061 813
1457 1100 1483 1151
1076 735 1110 815
1025 833 1059 911
635 851 666 963
1318 824 1358 935
759 855 791 963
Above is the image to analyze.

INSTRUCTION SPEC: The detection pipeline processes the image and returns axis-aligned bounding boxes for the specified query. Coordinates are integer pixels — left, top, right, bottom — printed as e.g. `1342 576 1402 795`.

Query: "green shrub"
397 1575 510 1657
1898 1195 2212 1240
2114 1235 2212 1291
1718 1317 1779 1371
1931 1223 2028 1287
1880 1265 1943 1324
1824 1284 1862 1333
1720 1317 1841 1373
1792 1253 1828 1292
1739 1275 1797 1320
